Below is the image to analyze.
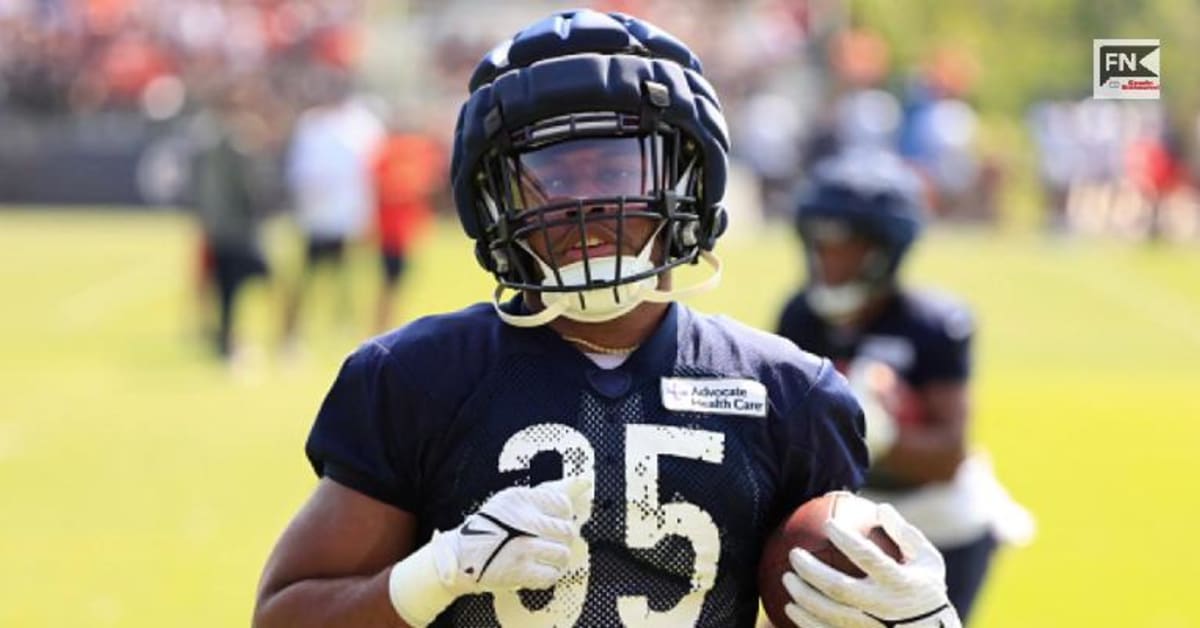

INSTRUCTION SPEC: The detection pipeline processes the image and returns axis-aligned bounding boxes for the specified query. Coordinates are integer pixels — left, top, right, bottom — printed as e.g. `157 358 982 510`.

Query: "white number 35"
493 422 725 627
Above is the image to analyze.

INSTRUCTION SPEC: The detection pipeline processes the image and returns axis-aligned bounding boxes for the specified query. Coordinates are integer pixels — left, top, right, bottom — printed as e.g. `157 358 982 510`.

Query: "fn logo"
1093 39 1160 100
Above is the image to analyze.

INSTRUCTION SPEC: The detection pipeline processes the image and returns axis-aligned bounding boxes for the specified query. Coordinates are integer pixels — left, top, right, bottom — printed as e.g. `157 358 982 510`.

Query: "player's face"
511 137 660 265
811 234 875 286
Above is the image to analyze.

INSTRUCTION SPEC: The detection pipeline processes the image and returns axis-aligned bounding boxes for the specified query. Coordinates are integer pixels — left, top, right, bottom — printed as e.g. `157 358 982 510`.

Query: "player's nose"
544 205 619 245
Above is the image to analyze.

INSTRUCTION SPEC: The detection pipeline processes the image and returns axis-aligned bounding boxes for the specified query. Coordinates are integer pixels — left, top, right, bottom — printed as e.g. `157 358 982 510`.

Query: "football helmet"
450 9 730 326
794 148 926 322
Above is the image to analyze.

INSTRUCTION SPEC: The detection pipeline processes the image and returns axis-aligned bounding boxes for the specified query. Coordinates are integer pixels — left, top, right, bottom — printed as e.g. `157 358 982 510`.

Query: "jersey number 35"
496 422 725 627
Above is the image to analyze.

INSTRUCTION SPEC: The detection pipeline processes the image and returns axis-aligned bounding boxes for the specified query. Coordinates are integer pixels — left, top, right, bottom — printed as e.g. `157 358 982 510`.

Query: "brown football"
758 491 903 627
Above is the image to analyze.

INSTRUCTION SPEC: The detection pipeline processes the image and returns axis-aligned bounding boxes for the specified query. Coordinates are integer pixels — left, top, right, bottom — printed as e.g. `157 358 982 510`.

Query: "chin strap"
493 250 723 328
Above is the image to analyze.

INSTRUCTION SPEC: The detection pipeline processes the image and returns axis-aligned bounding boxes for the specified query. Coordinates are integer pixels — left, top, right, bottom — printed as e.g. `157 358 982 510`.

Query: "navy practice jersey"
306 301 867 627
776 289 973 491
776 289 973 391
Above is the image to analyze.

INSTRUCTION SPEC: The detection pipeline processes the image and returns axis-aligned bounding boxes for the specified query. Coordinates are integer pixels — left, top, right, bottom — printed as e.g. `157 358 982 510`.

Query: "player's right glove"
388 476 590 626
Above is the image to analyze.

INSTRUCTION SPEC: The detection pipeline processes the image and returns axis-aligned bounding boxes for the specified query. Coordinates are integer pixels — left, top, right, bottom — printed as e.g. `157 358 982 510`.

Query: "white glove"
781 503 961 628
388 476 591 626
845 361 899 462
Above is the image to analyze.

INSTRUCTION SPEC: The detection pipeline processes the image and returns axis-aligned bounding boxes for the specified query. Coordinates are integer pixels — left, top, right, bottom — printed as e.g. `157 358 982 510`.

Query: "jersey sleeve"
913 305 974 385
776 360 869 516
304 342 423 512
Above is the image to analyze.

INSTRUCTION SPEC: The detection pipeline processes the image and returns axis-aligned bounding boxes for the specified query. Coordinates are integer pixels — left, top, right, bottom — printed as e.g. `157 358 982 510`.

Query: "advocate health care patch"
660 377 768 418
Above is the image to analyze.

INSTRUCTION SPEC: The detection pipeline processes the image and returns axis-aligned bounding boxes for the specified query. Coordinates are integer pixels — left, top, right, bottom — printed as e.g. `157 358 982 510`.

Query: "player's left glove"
781 503 961 628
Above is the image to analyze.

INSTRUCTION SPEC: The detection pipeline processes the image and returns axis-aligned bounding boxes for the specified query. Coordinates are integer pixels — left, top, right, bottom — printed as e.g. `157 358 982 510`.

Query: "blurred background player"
368 111 445 332
775 147 1033 623
186 81 274 362
280 71 384 350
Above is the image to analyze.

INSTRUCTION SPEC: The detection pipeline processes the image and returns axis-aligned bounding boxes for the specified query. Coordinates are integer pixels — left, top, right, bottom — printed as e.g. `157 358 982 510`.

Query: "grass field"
1 208 1198 627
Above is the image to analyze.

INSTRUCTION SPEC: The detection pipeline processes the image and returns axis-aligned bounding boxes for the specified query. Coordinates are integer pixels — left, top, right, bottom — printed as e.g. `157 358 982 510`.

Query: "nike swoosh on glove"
442 476 590 590
388 476 592 626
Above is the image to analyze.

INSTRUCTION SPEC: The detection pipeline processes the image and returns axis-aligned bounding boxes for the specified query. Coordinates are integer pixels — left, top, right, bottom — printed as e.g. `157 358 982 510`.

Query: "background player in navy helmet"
254 11 962 628
776 147 1033 623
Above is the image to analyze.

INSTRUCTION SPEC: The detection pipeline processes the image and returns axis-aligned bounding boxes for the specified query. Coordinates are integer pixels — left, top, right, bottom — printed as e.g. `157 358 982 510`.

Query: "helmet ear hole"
702 205 727 250
669 220 700 258
491 249 512 275
475 242 513 276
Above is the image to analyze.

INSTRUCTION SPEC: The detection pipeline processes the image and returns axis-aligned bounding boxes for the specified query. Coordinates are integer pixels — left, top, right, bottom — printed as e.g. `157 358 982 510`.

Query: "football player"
776 147 1031 623
254 10 961 628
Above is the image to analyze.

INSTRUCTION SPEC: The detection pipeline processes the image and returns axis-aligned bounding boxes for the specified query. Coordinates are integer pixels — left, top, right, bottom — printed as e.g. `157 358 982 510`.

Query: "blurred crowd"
0 0 362 118
1030 98 1197 240
4 0 1198 236
3 0 1200 360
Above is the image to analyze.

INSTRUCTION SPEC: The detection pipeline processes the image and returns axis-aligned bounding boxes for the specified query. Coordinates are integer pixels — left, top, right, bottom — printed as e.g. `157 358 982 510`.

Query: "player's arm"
876 379 968 482
255 476 589 628
262 343 439 627
254 478 417 628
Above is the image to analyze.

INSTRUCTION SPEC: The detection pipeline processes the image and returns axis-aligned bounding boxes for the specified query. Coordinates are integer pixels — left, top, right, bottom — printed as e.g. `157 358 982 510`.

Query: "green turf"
0 208 1197 627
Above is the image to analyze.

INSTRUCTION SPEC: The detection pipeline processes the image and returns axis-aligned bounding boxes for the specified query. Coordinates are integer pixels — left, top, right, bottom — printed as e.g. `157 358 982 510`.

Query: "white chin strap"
493 249 723 328
807 282 870 324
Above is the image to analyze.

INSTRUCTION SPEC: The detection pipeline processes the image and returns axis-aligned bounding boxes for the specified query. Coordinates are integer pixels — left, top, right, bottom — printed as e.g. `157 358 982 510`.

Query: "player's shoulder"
682 307 831 395
893 287 975 343
350 302 510 385
376 301 499 344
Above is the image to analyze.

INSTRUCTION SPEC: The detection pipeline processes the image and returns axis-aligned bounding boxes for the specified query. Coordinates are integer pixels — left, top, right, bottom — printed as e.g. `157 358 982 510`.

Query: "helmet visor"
507 136 661 212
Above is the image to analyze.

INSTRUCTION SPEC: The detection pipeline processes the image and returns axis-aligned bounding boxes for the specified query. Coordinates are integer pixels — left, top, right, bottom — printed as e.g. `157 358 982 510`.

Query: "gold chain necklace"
559 334 640 356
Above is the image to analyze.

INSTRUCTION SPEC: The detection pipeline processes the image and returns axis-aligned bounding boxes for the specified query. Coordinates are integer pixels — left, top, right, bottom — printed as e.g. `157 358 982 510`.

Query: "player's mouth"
560 234 618 264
